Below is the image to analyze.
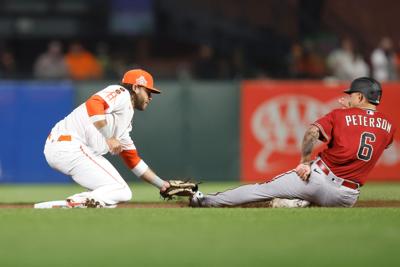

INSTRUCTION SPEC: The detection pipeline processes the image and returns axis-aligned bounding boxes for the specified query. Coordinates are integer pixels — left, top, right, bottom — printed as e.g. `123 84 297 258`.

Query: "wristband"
150 175 166 189
132 160 149 177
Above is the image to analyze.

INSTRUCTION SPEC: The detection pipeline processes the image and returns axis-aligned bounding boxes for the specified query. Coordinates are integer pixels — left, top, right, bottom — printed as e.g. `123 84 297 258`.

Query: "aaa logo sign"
251 95 333 173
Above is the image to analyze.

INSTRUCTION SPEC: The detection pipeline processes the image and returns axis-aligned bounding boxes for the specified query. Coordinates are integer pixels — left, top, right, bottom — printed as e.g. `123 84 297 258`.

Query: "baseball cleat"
84 198 103 208
67 193 111 208
189 191 204 207
83 198 117 208
270 198 311 208
66 198 87 208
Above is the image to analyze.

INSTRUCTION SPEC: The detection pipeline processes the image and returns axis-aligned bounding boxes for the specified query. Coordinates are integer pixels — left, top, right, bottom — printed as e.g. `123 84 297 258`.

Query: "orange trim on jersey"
120 150 142 169
57 135 72 142
85 95 109 117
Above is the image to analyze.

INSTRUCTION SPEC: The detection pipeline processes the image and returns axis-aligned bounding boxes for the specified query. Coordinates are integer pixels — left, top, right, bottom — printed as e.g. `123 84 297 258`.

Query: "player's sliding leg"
191 170 316 207
191 160 359 207
191 171 332 207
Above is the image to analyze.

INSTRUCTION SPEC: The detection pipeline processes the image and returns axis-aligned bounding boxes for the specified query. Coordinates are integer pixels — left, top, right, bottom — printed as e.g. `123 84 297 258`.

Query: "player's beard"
132 94 148 111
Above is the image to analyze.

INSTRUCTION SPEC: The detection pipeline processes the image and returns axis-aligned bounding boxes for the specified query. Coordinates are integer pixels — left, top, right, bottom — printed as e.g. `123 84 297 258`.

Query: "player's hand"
160 181 170 193
106 137 123 155
295 163 311 181
338 97 350 109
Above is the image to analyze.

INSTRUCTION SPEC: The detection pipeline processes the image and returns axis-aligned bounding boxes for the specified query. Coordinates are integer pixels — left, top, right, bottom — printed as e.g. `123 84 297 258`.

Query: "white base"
34 200 71 209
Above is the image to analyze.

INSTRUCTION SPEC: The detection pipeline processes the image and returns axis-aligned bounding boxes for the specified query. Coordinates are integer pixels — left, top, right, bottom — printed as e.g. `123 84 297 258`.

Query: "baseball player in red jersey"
190 77 396 207
35 69 170 208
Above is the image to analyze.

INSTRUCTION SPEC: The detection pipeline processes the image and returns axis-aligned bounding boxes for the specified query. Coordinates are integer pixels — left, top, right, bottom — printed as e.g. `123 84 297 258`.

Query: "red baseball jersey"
313 107 396 185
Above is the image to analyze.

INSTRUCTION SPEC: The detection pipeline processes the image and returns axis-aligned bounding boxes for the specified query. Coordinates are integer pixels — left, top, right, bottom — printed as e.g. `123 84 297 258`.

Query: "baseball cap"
122 69 161 94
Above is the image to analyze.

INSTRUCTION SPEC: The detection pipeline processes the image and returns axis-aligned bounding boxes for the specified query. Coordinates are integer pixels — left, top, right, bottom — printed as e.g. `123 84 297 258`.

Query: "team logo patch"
136 76 147 86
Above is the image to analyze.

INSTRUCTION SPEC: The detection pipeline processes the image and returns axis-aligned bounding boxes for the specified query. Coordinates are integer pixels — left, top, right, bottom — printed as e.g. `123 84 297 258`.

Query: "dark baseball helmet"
344 77 382 105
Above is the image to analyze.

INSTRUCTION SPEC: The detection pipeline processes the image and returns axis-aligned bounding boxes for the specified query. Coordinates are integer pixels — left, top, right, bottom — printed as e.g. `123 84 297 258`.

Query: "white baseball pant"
44 137 132 205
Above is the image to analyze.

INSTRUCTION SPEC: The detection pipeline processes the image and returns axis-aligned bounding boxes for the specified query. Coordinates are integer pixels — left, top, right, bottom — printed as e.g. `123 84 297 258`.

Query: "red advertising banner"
241 80 400 182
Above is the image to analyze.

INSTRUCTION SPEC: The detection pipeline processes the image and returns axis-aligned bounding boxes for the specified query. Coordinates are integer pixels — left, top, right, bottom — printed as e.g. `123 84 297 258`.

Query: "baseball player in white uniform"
35 69 170 208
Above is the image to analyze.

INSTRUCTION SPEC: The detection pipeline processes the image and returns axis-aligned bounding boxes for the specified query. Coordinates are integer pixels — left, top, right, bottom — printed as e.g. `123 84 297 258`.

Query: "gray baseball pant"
200 160 360 207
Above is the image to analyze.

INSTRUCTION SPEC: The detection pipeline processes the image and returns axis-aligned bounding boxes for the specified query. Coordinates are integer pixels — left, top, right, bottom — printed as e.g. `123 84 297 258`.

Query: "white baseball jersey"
49 84 147 176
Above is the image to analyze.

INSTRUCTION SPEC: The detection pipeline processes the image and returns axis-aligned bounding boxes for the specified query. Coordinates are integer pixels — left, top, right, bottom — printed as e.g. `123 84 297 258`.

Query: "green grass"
0 182 400 267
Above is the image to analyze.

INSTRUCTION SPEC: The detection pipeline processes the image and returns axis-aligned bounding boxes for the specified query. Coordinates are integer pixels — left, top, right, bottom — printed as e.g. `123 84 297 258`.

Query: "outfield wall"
0 81 73 183
0 80 399 183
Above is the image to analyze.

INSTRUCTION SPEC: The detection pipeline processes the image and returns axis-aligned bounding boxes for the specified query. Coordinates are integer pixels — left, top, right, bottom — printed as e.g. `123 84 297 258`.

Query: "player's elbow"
93 119 107 129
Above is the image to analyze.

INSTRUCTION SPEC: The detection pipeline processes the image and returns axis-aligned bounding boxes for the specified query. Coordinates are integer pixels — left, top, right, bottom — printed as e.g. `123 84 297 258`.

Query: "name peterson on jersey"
345 114 392 133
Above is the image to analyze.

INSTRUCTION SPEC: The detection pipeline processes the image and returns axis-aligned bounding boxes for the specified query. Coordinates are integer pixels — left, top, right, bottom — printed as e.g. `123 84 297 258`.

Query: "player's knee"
120 186 132 202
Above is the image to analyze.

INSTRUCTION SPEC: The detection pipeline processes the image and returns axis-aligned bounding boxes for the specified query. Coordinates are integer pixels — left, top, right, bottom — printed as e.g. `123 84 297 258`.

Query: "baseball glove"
160 180 199 200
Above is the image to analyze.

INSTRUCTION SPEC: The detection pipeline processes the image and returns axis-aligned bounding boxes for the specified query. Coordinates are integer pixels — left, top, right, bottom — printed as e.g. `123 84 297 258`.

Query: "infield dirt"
1 200 400 208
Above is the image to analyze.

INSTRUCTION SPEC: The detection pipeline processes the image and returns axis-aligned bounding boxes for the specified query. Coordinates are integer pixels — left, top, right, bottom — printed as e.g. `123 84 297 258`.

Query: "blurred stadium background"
0 0 400 184
1 2 400 267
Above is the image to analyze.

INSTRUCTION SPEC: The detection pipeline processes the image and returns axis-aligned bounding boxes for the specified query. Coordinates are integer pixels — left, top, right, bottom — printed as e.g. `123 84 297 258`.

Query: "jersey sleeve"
85 85 129 123
312 111 335 142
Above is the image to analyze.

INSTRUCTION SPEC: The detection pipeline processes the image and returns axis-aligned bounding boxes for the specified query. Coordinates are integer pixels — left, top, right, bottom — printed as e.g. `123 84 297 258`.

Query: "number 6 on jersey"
357 132 376 161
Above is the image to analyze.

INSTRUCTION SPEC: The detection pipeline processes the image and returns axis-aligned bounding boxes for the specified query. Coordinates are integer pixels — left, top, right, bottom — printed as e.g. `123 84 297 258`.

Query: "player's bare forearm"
93 119 122 153
140 168 169 191
295 125 320 181
300 125 320 164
